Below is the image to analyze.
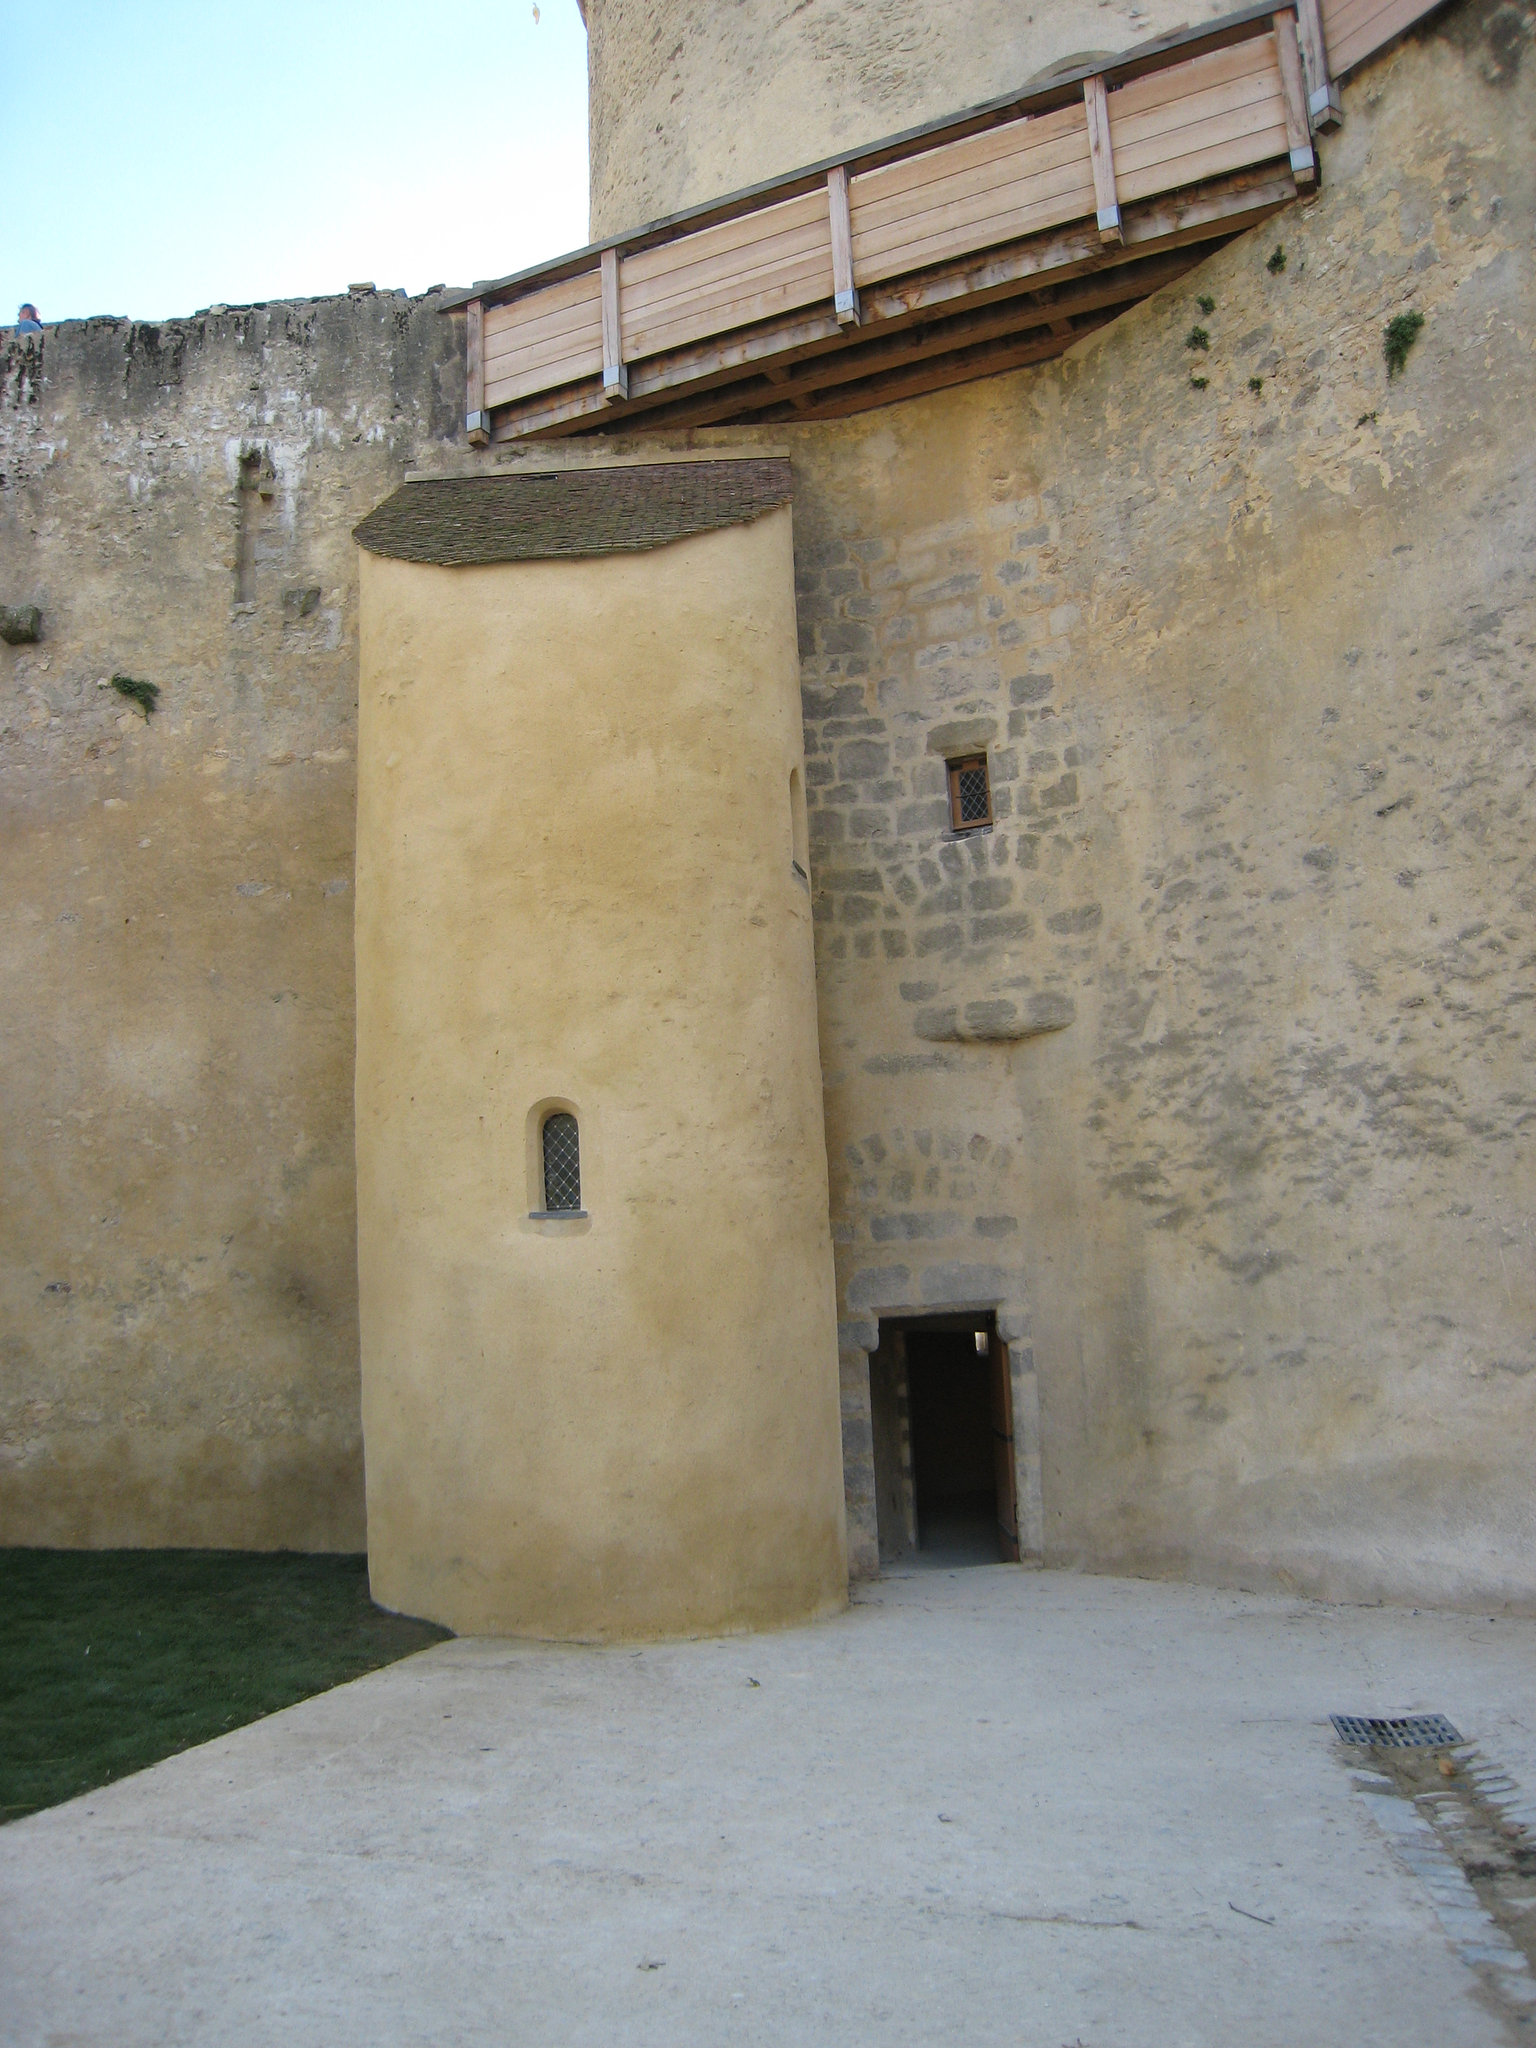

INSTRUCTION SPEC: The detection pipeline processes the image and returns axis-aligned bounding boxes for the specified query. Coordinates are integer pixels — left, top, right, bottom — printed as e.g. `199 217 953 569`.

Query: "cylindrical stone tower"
584 0 1234 237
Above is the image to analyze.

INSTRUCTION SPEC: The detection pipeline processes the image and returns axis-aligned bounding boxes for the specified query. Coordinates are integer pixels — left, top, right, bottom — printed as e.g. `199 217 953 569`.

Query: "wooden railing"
446 0 1436 442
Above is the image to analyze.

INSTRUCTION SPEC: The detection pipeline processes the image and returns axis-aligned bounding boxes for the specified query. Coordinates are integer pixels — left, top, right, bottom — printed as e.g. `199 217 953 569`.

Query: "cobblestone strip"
1349 1755 1536 2027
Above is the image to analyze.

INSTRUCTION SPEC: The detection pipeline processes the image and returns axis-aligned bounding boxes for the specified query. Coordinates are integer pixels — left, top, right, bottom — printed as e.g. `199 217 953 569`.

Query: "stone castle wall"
0 291 462 1546
3 0 1533 1608
585 0 1236 238
773 3 1536 1603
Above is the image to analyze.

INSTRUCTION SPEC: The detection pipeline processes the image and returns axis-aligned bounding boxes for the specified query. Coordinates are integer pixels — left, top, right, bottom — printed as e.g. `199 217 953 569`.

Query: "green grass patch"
0 1549 448 1824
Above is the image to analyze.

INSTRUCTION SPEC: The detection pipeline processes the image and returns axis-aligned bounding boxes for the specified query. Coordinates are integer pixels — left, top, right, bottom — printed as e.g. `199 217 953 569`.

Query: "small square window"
947 754 993 832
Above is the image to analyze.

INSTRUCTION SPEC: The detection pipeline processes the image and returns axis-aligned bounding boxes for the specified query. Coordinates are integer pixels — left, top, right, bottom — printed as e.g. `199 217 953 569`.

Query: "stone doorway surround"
839 1287 1043 1581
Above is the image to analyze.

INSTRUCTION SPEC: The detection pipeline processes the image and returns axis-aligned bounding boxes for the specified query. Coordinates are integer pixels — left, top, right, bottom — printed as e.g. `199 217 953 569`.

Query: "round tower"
584 0 1232 236
353 454 847 1640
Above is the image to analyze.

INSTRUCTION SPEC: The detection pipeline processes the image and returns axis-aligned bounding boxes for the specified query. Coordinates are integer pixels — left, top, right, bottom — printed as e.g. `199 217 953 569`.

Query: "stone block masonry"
0 290 463 1547
778 2 1536 1606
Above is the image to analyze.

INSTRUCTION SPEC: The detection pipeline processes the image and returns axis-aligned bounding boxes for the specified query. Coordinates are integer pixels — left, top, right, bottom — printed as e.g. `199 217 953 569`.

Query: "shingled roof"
353 458 793 566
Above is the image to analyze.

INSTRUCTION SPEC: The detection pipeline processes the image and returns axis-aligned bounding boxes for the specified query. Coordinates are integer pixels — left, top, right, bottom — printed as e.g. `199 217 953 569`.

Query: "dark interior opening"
907 1327 996 1563
869 1313 1019 1570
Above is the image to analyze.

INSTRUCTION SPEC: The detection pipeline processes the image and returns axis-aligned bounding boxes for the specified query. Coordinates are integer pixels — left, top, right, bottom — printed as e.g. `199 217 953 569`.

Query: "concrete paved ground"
4 1567 1534 2047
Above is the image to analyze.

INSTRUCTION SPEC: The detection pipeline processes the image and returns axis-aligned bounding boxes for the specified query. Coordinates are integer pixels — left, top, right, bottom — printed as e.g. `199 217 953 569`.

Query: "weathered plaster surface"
585 0 1236 238
775 8 1536 1607
0 293 463 1546
355 506 847 1638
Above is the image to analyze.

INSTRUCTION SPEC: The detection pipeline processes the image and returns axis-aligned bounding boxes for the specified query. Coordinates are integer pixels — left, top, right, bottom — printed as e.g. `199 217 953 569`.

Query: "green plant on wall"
1185 326 1210 351
1267 245 1287 274
110 673 160 716
1383 310 1425 378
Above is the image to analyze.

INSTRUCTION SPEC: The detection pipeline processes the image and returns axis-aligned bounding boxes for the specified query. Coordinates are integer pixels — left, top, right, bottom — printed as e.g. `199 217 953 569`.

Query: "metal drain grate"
1330 1712 1463 1748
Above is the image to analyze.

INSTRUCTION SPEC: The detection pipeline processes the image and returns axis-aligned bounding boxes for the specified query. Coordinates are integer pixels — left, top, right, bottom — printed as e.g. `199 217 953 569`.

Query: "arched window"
541 1112 582 1213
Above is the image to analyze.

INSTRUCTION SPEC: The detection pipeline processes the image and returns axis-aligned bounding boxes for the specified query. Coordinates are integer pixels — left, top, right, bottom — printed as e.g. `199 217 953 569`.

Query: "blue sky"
3 2 590 325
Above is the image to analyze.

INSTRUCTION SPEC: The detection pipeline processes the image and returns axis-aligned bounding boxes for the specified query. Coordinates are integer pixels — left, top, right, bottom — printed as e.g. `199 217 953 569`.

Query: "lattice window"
541 1112 582 1212
947 754 993 832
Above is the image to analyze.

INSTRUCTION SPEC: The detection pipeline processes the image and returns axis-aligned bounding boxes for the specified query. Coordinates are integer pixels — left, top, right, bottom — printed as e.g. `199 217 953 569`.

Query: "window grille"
541 1112 581 1212
947 754 993 831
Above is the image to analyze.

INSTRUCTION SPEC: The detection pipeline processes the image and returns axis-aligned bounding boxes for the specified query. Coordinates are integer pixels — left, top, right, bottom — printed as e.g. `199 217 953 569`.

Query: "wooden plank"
1295 0 1342 123
1084 74 1123 244
483 274 603 367
850 100 1086 221
465 298 488 443
485 330 603 406
484 313 602 381
619 189 832 358
1108 39 1282 180
490 384 609 441
620 196 830 316
1114 85 1288 188
1111 30 1274 130
828 164 860 324
849 106 1092 278
749 318 1120 424
1323 0 1438 70
1273 11 1317 181
625 254 836 362
1112 49 1290 202
850 146 1095 275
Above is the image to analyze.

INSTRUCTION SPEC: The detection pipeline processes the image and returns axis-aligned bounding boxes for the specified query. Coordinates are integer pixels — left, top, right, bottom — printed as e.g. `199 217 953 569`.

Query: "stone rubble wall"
0 290 463 1546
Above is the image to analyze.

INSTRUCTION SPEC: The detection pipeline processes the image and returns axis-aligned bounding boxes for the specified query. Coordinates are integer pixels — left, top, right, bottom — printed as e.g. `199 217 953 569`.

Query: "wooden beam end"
1097 205 1124 247
834 287 862 328
1308 83 1343 128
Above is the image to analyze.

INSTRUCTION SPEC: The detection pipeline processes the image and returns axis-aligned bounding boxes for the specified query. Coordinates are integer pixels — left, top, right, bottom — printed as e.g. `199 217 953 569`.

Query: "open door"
990 1336 1020 1562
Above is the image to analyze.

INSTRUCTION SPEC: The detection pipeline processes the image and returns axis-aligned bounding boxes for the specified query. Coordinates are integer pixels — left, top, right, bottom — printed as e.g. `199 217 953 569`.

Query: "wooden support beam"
748 316 1122 426
1273 11 1317 183
465 298 490 444
1295 0 1342 126
637 249 1199 432
828 164 861 326
1083 75 1122 246
600 247 628 403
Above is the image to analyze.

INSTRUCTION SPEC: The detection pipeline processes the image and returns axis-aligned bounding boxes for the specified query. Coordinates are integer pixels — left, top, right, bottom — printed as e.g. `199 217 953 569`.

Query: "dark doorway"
868 1314 1019 1569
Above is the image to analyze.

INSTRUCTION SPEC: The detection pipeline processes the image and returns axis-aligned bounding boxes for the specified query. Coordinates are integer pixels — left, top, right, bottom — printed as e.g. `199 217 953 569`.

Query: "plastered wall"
354 505 848 1639
771 5 1536 1607
0 292 462 1547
